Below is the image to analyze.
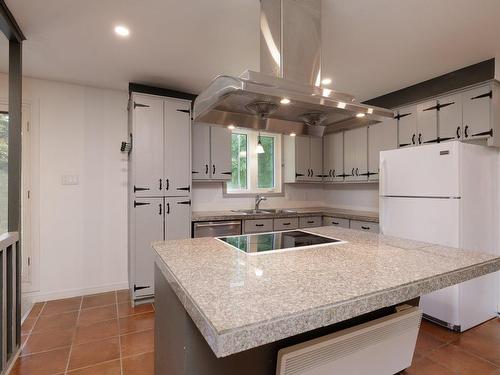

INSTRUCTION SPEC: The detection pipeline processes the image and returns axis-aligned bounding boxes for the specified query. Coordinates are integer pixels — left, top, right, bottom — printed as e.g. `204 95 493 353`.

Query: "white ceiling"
4 0 500 101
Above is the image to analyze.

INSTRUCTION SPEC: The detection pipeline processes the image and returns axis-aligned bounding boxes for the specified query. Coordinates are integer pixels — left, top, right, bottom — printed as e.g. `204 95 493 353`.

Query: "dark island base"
154 265 420 375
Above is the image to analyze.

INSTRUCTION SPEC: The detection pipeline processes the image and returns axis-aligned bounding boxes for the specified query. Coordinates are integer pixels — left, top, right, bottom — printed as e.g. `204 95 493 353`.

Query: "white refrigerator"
380 141 499 331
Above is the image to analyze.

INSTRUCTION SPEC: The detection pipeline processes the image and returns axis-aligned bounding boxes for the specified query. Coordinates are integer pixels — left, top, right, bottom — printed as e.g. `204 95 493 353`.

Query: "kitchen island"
152 226 500 374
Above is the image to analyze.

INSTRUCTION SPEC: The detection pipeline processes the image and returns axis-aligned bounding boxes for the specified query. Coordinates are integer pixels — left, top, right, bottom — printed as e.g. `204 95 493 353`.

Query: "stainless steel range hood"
193 0 394 136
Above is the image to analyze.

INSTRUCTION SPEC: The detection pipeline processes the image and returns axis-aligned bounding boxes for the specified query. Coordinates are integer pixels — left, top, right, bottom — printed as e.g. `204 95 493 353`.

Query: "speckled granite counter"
153 226 500 358
192 207 379 223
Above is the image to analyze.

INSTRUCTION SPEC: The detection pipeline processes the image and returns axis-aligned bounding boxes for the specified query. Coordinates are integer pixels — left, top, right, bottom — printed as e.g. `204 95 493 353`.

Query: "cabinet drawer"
299 216 322 228
244 219 274 234
274 218 299 231
322 216 350 228
350 220 380 233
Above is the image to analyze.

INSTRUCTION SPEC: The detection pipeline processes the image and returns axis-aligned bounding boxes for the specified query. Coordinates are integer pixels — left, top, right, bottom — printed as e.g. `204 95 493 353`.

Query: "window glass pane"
257 136 274 189
0 112 8 234
228 133 247 190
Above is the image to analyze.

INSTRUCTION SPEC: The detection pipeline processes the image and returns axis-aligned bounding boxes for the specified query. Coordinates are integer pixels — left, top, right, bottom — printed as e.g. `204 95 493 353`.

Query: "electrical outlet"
61 175 79 185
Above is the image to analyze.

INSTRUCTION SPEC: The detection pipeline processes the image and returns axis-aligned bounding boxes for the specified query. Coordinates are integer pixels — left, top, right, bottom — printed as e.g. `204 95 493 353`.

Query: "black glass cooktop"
218 230 341 254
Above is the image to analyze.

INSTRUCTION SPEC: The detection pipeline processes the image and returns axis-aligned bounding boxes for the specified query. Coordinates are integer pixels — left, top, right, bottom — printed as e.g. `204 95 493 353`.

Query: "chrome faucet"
254 194 267 211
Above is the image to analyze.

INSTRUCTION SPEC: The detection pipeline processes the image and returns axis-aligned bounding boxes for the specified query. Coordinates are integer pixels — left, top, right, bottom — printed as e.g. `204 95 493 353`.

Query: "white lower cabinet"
165 197 191 240
322 216 350 228
299 216 322 228
244 219 274 234
131 197 164 299
274 218 299 231
350 220 380 233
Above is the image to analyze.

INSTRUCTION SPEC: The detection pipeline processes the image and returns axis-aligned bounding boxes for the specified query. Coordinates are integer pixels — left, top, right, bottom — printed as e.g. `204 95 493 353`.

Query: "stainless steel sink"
231 209 273 215
264 209 297 214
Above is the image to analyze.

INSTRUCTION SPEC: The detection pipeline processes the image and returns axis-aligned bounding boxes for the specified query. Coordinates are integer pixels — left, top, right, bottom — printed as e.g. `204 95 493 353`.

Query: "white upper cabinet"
397 106 418 148
310 137 324 182
132 95 165 197
192 124 232 181
417 100 438 145
344 127 368 182
368 118 397 181
462 85 492 139
164 99 191 196
323 132 344 182
438 93 462 141
192 124 211 179
210 126 232 180
284 135 323 183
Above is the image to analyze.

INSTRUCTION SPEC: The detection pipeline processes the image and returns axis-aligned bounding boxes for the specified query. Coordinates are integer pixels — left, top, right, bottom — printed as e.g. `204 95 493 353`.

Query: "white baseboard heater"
276 306 422 375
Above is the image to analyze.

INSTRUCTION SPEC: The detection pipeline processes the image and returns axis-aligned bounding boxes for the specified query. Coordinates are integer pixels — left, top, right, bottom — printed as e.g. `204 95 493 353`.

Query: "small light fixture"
356 113 366 118
256 133 265 154
290 132 296 137
280 98 291 105
114 25 130 37
321 78 332 85
227 124 235 130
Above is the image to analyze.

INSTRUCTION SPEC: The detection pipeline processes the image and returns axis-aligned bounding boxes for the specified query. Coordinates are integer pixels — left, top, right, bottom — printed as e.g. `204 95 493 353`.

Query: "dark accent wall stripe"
129 83 197 102
363 58 495 109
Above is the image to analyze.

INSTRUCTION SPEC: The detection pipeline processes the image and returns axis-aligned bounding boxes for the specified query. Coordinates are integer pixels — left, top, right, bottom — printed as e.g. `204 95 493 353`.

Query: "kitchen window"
226 128 282 195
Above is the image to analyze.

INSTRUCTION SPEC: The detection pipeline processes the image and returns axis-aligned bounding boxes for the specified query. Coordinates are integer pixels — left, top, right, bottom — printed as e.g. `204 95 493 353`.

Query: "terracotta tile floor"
13 290 500 375
13 290 154 375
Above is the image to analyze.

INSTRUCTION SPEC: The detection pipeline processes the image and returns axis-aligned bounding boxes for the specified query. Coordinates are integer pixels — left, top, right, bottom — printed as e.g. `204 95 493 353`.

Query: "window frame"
224 128 284 197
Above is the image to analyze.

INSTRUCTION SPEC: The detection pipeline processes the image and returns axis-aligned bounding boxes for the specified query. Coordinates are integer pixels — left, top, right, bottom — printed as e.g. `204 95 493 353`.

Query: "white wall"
192 182 326 211
0 73 129 302
323 184 379 212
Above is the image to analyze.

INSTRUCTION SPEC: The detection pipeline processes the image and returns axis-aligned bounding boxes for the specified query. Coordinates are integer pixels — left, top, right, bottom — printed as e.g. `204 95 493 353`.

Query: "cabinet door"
210 126 232 180
165 197 191 240
438 94 462 141
417 100 438 145
164 99 191 196
132 197 164 298
368 119 397 181
345 127 367 181
132 95 164 197
462 85 492 139
309 137 323 182
294 136 310 181
323 132 344 182
192 123 210 179
397 106 417 148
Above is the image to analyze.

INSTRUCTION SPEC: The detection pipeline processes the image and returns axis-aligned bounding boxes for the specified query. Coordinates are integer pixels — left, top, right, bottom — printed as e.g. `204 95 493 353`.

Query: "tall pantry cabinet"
128 92 192 301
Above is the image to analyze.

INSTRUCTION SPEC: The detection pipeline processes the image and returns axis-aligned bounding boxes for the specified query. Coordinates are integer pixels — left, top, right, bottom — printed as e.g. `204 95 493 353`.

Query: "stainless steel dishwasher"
193 221 242 238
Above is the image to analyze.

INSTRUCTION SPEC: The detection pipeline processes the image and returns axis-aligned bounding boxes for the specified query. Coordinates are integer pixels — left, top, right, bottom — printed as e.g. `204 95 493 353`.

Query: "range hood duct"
193 0 394 136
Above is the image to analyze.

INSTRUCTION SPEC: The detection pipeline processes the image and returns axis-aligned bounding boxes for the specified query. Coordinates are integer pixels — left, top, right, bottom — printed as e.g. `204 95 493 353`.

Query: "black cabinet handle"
222 172 232 175
412 134 416 145
165 179 169 190
177 186 191 192
192 171 199 174
159 203 162 215
418 133 422 145
351 168 355 176
133 201 150 208
205 164 209 175
213 164 216 175
464 125 469 138
307 220 314 224
361 226 370 230
399 143 411 147
283 222 291 226
159 178 162 190
296 172 305 177
255 224 264 227
470 91 492 100
358 172 378 176
166 202 170 214
337 174 350 178
471 129 493 137
133 186 150 193
311 169 314 177
177 200 191 205
355 168 359 176
332 221 339 225
456 126 461 139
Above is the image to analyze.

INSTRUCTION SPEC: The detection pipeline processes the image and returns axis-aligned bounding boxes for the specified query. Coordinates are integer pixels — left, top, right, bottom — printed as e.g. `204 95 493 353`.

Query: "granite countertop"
191 207 379 223
153 226 500 358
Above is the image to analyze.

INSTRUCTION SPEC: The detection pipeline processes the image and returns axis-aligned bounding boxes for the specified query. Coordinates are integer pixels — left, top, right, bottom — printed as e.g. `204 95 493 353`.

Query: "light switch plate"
61 175 79 185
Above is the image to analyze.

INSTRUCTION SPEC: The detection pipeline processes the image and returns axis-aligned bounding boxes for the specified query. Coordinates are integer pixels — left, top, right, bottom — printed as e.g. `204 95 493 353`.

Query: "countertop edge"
155 252 500 358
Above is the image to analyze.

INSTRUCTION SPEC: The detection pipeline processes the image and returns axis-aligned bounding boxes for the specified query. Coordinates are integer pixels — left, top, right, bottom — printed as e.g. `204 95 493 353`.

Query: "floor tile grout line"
64 296 83 375
116 291 124 375
22 301 46 342
63 357 121 374
121 349 155 360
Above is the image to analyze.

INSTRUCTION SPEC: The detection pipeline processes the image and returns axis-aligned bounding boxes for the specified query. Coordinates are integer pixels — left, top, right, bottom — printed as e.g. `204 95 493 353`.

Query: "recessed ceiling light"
356 113 366 118
114 25 130 37
290 132 296 137
280 98 291 105
227 124 235 130
321 78 332 85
